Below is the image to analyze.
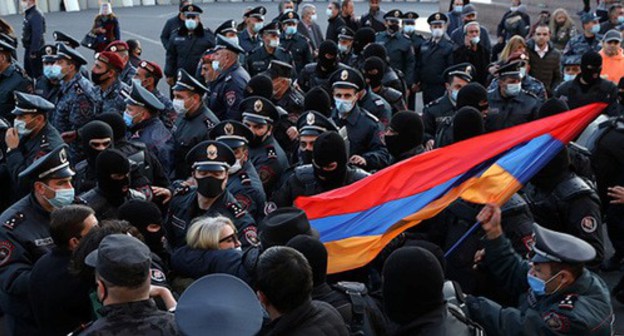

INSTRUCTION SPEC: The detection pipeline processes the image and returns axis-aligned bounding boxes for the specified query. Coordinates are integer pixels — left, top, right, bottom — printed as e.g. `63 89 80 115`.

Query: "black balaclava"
287 235 328 287
353 27 376 54
96 112 127 146
95 149 131 203
531 147 570 189
363 56 386 89
313 131 348 189
362 43 388 63
537 98 570 119
386 111 424 158
317 40 339 73
118 199 166 255
304 87 332 118
618 77 624 104
383 247 445 325
245 74 273 99
79 121 114 168
580 51 602 86
403 239 447 275
452 106 485 143
456 83 488 112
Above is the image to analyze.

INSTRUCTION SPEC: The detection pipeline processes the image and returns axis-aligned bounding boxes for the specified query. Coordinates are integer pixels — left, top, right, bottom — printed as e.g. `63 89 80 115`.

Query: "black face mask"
313 161 347 189
387 23 400 33
618 90 624 104
300 150 313 164
580 67 601 86
85 147 105 168
143 229 166 254
366 72 383 89
385 134 412 158
99 175 130 201
197 176 225 198
91 71 109 85
318 56 338 72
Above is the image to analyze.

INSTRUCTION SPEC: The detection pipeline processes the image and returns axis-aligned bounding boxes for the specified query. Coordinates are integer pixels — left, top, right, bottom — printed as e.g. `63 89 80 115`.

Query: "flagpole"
444 221 481 258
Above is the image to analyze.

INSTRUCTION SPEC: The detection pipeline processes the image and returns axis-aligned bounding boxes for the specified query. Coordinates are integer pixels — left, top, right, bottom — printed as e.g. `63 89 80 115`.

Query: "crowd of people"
0 0 623 334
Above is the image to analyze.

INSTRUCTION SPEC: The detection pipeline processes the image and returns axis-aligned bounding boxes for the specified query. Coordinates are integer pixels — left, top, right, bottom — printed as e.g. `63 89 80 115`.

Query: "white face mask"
269 38 280 48
14 119 32 136
172 98 188 115
431 28 444 38
228 159 243 174
311 14 318 22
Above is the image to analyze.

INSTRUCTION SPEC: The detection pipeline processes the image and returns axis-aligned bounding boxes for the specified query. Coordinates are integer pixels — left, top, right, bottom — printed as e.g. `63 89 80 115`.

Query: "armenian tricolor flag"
295 103 606 274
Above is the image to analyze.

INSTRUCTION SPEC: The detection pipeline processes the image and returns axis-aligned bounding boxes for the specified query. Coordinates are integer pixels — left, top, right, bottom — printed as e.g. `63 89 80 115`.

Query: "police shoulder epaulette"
374 98 385 107
205 118 216 129
225 75 232 82
265 145 277 158
240 171 251 185
39 134 49 149
173 185 191 197
3 212 25 230
227 202 246 218
364 111 379 123
558 294 578 310
522 89 538 99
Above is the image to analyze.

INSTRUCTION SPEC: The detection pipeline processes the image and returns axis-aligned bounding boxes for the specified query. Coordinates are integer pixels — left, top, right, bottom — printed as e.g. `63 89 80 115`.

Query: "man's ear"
257 290 268 307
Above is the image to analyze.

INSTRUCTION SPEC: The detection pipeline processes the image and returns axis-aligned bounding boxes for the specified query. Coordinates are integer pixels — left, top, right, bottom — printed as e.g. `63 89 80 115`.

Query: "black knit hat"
456 83 488 111
245 74 273 99
383 247 445 325
118 199 163 231
304 87 332 118
287 235 328 287
313 131 347 167
362 43 387 62
96 112 127 144
537 98 570 119
389 111 423 147
80 120 113 144
452 106 484 143
95 149 129 181
353 27 376 54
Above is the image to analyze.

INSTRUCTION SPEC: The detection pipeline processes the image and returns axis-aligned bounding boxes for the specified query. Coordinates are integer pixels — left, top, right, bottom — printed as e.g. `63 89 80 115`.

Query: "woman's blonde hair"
549 8 573 32
186 215 236 250
500 35 527 62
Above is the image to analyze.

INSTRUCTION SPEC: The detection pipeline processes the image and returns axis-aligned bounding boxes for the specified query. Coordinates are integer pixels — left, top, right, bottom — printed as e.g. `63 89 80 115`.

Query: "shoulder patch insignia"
559 294 578 310
543 312 570 332
264 201 277 215
0 241 14 266
3 212 25 230
227 202 246 218
258 165 275 184
242 226 260 247
234 194 252 212
225 90 237 106
150 268 166 283
580 216 598 233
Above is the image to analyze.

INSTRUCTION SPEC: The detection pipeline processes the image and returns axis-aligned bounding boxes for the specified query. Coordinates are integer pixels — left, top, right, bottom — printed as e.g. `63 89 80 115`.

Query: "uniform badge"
264 201 277 215
3 212 25 230
235 194 252 211
340 70 349 80
206 145 218 160
394 11 399 17
226 90 237 106
110 45 117 52
0 241 14 266
59 147 68 163
543 312 569 332
224 123 234 135
140 61 147 68
177 71 183 81
45 46 53 55
254 99 263 112
580 216 598 233
150 268 166 283
288 12 294 19
189 5 194 12
258 165 275 184
306 112 315 125
242 226 260 247
435 13 441 20
227 202 245 218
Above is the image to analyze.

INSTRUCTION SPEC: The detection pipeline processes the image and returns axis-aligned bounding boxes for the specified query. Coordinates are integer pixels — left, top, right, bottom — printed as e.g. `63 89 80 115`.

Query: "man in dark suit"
298 4 324 54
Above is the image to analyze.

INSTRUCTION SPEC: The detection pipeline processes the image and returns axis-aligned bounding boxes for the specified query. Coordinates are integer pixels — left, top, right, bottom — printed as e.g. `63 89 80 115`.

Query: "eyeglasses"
219 233 239 244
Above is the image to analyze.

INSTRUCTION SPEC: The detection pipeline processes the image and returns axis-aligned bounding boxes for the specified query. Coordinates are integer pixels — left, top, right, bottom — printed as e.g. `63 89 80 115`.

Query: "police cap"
384 9 403 22
444 63 475 82
402 11 419 23
462 4 477 17
246 6 267 19
53 31 80 49
0 39 15 54
56 43 87 66
138 60 163 79
338 26 355 40
19 144 75 181
216 20 238 36
427 12 448 25
186 140 236 172
495 59 522 78
330 67 365 91
181 4 203 16
259 21 280 35
530 223 596 264
240 96 279 125
40 44 57 63
297 111 339 136
209 120 254 149
172 69 209 94
85 234 152 286
123 80 165 112
12 91 55 116
279 11 299 23
259 207 317 249
215 34 245 54
581 12 599 24
266 60 293 79
175 274 263 336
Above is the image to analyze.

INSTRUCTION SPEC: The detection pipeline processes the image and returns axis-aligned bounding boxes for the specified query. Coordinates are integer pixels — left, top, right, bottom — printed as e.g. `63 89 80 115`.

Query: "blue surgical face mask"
618 16 624 24
43 65 57 80
269 38 280 48
590 24 600 34
563 73 576 81
403 25 416 34
212 60 221 72
505 82 522 96
335 97 354 117
527 271 562 296
285 26 297 35
123 111 135 127
431 28 444 38
326 8 333 16
13 119 32 136
225 36 239 46
338 44 349 53
253 22 264 33
185 19 198 31
454 5 463 13
51 64 65 80
450 89 459 102
471 36 481 45
43 184 75 209
311 14 318 22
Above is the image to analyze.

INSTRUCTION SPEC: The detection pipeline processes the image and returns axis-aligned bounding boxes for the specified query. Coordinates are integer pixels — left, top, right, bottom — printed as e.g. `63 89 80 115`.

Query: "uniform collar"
61 72 82 93
99 299 158 318
0 64 16 78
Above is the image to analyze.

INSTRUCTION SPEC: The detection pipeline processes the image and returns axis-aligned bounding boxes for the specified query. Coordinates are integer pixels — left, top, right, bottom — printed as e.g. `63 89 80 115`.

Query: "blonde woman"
171 216 250 284
498 35 527 63
90 2 120 52
549 9 578 51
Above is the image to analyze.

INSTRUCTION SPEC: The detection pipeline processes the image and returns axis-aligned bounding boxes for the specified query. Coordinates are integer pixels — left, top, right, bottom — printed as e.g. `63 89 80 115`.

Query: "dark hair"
256 246 313 313
50 205 95 249
330 1 340 11
550 262 584 280
341 0 352 8
127 39 140 53
609 4 623 14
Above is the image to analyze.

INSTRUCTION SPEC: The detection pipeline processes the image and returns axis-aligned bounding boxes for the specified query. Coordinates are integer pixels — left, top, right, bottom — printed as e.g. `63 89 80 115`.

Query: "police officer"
3 92 63 198
357 67 392 127
330 68 391 171
554 51 620 117
209 121 266 222
207 35 250 121
363 56 407 115
91 51 129 114
297 40 347 94
246 22 294 78
160 0 191 50
376 10 416 92
105 40 138 86
465 204 613 335
34 45 61 103
279 11 313 74
487 53 547 103
523 147 605 266
78 149 145 220
238 6 267 54
402 11 426 54
135 60 176 130
267 60 304 157
21 0 45 79
415 12 455 105
0 40 32 120
52 43 99 160
486 60 540 132
241 96 289 197
337 26 355 62
124 79 175 179
171 69 219 180
165 140 257 249
52 31 80 49
165 4 215 87
422 63 474 145
563 13 603 59
273 131 369 207
0 144 75 335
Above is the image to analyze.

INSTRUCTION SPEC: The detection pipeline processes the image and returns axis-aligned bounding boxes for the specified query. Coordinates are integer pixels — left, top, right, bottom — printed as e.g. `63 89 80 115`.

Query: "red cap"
96 51 124 72
105 40 129 53
138 60 163 79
